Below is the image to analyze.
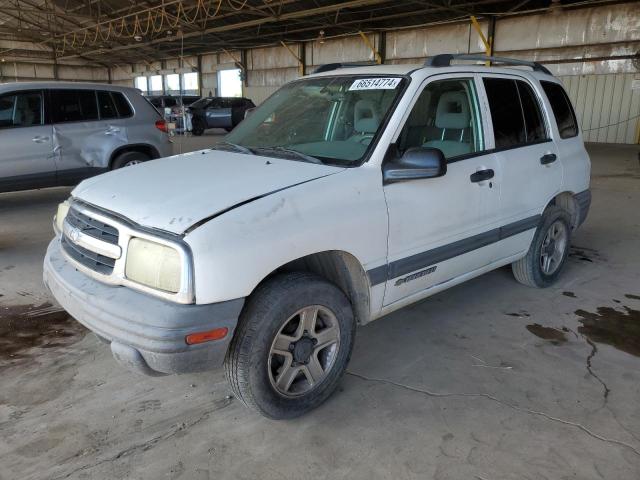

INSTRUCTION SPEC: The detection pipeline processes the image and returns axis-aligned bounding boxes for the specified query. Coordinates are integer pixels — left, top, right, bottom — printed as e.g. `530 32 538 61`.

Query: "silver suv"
0 82 172 193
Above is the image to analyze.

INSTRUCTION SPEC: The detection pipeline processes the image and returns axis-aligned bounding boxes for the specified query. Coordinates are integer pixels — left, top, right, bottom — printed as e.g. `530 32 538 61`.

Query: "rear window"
50 90 98 123
516 80 547 143
97 91 118 119
112 92 133 118
541 81 578 139
483 78 525 149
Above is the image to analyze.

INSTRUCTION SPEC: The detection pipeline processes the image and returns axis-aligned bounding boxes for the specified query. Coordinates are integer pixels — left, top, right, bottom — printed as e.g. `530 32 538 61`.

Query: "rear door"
51 89 128 185
382 75 501 306
0 89 55 192
479 75 562 260
205 98 233 128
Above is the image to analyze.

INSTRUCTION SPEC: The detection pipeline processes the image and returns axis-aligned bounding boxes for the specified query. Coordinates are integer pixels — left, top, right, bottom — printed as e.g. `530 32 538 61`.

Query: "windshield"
225 75 406 165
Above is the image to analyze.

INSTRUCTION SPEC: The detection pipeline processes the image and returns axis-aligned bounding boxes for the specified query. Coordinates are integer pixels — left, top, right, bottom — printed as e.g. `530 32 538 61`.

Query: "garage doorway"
218 68 243 97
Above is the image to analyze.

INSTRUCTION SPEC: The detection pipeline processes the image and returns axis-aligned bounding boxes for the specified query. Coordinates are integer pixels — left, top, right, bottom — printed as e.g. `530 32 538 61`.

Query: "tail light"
155 119 168 133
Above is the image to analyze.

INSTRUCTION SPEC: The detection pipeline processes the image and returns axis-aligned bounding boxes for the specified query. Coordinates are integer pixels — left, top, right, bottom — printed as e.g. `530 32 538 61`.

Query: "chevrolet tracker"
44 55 591 419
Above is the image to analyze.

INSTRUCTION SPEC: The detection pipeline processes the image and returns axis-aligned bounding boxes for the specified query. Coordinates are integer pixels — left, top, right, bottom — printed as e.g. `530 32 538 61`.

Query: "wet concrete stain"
526 323 568 344
569 245 600 263
625 294 640 300
506 311 530 318
575 306 640 358
0 302 86 368
563 291 577 298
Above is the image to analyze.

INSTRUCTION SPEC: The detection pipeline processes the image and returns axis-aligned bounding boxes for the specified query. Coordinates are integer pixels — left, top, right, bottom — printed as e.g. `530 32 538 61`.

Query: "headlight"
54 200 70 234
125 237 182 293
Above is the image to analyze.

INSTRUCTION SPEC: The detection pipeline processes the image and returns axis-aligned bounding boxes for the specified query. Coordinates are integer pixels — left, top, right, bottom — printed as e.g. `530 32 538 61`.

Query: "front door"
0 90 55 192
382 75 501 306
205 98 233 128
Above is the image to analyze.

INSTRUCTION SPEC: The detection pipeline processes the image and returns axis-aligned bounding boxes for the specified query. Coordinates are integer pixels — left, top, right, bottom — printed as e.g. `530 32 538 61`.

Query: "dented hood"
72 149 344 234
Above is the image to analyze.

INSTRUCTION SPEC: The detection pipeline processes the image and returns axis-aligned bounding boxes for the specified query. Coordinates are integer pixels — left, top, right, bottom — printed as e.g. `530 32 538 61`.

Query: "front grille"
61 235 116 275
66 207 119 245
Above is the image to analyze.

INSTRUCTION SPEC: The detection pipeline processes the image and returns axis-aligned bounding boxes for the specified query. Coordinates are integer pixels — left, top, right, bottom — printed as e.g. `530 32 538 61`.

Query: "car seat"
423 91 472 158
349 99 380 145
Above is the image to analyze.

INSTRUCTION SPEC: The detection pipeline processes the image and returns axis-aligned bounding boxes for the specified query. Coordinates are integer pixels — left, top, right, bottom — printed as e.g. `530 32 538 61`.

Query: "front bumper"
43 238 244 376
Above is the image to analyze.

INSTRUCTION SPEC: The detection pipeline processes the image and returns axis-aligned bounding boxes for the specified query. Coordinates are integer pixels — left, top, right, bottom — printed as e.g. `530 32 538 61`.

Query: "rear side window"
50 90 98 123
97 91 118 119
483 78 525 148
516 81 547 143
541 81 578 138
112 92 133 118
0 91 42 128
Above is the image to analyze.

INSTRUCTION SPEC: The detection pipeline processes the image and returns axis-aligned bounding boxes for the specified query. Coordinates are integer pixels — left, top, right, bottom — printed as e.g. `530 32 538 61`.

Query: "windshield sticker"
349 78 401 91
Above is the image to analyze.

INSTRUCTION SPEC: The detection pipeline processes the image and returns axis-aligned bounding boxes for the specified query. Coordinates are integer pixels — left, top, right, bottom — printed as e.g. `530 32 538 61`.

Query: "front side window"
226 75 406 165
50 90 98 123
483 78 526 149
0 91 42 129
397 78 483 159
541 81 578 139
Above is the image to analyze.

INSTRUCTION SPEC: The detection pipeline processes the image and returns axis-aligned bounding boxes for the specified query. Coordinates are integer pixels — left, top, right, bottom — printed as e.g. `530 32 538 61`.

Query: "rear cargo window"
50 90 98 123
112 92 133 118
541 81 578 139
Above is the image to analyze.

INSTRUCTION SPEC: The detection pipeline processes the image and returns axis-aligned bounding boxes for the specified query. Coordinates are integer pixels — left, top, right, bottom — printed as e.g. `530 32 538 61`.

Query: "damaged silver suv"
0 82 172 193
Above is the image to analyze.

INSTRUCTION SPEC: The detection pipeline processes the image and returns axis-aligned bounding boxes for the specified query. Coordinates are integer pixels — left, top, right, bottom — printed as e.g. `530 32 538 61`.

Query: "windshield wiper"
254 146 324 164
212 141 255 155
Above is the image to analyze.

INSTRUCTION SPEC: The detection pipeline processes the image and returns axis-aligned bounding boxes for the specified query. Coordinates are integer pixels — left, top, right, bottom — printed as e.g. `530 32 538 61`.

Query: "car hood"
72 149 344 235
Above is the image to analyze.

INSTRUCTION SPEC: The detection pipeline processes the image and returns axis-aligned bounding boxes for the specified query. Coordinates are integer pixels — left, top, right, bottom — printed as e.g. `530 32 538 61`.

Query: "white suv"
44 55 591 419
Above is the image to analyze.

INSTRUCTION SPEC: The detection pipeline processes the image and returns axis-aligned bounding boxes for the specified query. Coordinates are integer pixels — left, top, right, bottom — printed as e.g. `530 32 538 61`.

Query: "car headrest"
435 91 470 130
354 99 380 134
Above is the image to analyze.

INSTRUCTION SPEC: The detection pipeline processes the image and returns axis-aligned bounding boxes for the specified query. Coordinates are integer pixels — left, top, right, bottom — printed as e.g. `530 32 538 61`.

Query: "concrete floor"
1 141 639 480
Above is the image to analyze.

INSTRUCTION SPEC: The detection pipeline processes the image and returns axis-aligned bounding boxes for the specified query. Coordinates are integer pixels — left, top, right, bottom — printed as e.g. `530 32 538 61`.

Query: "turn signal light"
155 119 168 133
185 327 228 345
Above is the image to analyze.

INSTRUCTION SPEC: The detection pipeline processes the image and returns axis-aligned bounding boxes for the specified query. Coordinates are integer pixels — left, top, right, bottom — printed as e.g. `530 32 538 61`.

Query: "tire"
512 205 572 288
224 126 233 132
224 272 355 419
111 151 151 169
192 118 205 136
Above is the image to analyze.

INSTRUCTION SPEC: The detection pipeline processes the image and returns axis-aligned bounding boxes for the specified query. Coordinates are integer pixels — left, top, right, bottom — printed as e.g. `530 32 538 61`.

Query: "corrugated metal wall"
560 74 640 144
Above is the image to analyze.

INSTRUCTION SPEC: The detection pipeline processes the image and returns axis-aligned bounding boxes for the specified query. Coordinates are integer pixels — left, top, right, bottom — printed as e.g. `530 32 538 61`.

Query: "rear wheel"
224 273 355 419
512 205 572 288
111 151 151 169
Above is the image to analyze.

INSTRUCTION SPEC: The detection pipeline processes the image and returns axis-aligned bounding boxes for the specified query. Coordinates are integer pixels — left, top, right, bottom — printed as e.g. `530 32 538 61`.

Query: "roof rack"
424 54 552 75
313 62 378 74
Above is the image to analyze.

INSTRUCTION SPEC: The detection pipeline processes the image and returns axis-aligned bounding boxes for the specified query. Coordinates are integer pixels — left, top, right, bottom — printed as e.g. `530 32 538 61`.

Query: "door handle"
540 153 557 165
32 136 49 143
470 169 494 183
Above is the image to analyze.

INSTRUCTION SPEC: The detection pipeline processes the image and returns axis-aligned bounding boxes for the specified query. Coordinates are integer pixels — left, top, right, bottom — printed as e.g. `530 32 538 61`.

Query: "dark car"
189 97 255 135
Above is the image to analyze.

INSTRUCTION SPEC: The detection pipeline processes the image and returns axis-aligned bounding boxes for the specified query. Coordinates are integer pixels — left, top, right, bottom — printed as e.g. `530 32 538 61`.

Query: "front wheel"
224 273 355 419
191 118 205 136
512 205 572 288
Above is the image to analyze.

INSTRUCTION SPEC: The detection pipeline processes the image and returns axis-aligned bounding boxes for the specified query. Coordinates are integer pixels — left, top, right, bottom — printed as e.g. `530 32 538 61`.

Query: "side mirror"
383 146 447 184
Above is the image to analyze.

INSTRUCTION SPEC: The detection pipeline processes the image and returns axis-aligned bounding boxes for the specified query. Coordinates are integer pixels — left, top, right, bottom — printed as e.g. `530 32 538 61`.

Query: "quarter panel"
184 168 388 305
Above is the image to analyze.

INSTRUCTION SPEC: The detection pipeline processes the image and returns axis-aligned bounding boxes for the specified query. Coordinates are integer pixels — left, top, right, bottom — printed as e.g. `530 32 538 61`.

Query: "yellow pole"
470 16 492 65
358 31 382 64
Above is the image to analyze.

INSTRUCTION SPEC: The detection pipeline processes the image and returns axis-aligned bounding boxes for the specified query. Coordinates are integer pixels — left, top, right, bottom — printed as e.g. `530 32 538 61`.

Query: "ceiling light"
134 35 142 42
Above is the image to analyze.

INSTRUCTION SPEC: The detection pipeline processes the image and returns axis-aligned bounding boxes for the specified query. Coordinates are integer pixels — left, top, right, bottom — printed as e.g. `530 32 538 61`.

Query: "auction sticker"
349 78 401 91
